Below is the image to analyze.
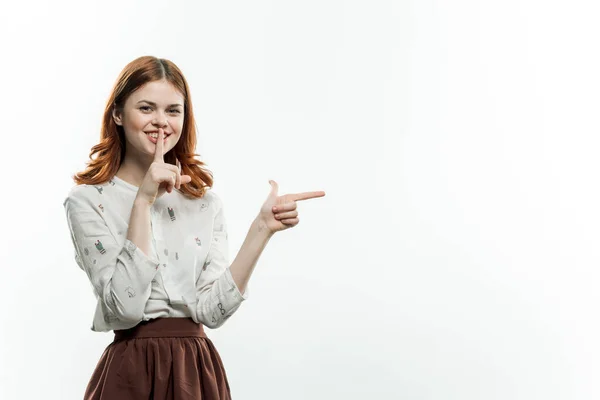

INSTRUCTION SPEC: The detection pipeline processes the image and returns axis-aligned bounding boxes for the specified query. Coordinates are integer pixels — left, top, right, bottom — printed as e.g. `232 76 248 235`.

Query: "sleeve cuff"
122 239 161 272
223 267 249 301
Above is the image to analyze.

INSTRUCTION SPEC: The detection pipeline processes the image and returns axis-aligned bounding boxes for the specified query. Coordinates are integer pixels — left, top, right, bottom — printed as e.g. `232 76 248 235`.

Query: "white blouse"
63 175 248 332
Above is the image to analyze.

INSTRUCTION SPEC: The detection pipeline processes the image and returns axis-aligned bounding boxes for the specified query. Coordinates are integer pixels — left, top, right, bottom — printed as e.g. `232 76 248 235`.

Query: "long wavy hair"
72 56 213 199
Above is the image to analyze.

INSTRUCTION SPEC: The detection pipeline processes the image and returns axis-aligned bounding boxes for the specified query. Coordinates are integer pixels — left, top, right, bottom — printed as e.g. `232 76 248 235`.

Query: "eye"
140 106 152 112
169 109 181 114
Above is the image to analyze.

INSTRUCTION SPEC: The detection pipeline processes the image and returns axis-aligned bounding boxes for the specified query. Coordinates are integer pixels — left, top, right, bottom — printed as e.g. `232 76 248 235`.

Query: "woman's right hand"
136 128 192 205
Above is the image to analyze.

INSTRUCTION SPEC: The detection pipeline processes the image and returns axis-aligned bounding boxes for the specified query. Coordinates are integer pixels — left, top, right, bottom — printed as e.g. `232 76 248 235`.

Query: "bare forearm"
126 198 154 258
229 217 273 294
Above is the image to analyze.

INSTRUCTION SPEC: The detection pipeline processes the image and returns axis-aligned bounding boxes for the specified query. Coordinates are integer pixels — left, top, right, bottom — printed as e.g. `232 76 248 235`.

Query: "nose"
152 115 168 127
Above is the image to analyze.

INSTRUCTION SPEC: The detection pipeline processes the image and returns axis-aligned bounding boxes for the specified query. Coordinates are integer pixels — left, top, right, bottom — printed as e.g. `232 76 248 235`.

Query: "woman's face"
113 79 185 159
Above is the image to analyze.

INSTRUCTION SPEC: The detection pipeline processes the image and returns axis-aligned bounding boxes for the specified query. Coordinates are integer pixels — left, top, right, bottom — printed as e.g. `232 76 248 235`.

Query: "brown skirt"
84 318 232 400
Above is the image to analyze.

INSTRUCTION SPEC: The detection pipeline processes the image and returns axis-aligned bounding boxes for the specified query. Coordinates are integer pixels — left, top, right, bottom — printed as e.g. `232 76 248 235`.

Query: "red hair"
72 55 213 199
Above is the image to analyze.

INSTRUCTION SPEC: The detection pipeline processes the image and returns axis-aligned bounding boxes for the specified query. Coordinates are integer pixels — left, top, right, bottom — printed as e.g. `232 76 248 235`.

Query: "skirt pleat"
84 318 232 400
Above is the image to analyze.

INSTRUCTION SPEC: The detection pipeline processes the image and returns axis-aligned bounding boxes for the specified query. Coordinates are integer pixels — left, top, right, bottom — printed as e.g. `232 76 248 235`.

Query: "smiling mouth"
145 132 170 145
145 131 172 138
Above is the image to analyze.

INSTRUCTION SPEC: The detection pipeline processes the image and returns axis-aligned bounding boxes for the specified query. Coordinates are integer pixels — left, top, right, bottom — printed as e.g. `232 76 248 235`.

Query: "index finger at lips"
153 128 165 163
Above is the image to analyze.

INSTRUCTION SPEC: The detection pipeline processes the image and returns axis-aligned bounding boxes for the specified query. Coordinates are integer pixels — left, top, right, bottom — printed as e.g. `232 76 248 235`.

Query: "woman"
63 55 325 399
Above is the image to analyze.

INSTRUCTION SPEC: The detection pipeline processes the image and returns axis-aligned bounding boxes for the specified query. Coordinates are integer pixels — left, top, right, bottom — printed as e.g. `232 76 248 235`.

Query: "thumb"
268 180 279 196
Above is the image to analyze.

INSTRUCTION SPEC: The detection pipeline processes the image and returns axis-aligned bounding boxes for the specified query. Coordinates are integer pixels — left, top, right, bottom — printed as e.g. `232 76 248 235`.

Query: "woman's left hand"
257 180 326 235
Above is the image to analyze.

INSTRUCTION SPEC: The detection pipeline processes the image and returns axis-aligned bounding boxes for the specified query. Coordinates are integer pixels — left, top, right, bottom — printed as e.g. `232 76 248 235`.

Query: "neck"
115 153 154 188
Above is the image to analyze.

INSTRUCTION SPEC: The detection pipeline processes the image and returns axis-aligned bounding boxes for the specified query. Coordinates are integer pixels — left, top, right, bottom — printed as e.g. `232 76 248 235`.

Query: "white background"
0 0 599 399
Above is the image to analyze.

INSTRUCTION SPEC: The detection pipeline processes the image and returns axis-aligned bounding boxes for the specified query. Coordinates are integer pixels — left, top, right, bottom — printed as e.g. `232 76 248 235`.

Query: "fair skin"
112 79 326 295
113 79 186 190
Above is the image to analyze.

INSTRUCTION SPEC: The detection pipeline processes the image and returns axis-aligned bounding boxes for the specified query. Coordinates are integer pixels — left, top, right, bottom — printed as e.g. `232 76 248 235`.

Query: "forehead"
128 80 184 104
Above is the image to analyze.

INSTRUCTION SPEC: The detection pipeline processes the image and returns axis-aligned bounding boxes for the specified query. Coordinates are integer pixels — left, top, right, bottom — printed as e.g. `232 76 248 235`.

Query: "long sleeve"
63 190 161 327
195 193 248 329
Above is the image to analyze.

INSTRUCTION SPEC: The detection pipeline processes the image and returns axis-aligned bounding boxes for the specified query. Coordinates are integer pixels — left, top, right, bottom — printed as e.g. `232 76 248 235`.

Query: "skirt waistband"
113 317 206 341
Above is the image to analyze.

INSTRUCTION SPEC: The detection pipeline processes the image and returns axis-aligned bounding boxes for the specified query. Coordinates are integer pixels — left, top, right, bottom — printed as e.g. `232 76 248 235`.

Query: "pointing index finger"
291 191 326 202
154 128 164 163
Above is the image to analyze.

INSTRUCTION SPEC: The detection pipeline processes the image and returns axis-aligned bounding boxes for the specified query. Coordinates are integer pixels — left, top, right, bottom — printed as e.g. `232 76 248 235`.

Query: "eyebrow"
136 100 183 108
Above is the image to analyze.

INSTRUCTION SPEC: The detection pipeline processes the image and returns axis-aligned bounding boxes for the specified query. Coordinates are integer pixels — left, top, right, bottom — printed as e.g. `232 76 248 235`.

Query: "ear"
112 106 123 126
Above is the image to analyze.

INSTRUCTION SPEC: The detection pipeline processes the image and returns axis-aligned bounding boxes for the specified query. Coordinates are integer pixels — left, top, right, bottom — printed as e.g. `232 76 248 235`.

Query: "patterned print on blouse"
63 182 248 332
95 240 106 254
104 313 118 323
